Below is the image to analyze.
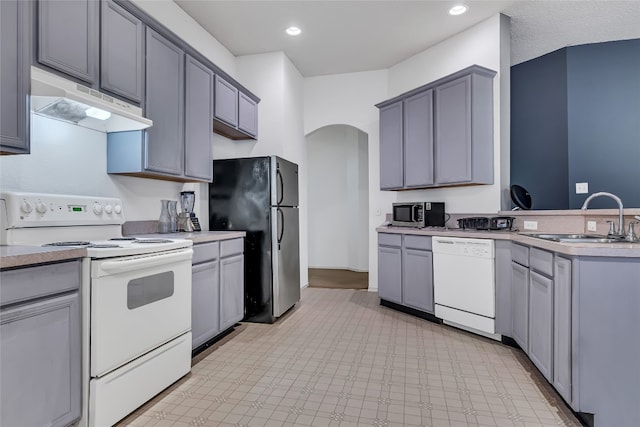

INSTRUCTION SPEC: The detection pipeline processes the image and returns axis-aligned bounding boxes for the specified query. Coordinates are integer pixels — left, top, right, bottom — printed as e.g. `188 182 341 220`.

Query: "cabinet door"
511 261 529 350
529 271 554 381
144 28 184 176
379 102 404 190
214 75 238 127
184 55 214 181
404 90 434 187
378 245 402 304
220 254 244 331
553 256 572 402
100 0 144 104
37 0 97 84
434 75 472 184
191 260 220 350
1 292 81 427
402 248 434 313
0 0 30 154
238 92 258 137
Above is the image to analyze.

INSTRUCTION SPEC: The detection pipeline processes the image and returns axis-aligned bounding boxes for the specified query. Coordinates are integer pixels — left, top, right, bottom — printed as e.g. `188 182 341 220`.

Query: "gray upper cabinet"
0 0 30 154
214 75 238 127
238 92 258 138
100 0 144 104
212 75 259 141
553 256 572 404
379 102 404 190
376 65 496 190
404 90 434 188
144 28 185 176
37 0 98 84
184 55 214 181
434 71 494 185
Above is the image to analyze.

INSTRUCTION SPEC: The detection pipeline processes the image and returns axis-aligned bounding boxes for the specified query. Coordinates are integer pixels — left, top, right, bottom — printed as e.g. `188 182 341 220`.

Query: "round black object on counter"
511 184 532 210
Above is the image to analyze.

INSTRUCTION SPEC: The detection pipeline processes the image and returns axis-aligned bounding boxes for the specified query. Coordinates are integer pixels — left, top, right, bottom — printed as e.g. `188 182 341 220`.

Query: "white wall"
307 125 368 272
304 15 510 290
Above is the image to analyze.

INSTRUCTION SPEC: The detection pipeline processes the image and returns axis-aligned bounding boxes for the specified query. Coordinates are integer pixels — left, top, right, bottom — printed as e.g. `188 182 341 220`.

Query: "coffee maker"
179 191 201 232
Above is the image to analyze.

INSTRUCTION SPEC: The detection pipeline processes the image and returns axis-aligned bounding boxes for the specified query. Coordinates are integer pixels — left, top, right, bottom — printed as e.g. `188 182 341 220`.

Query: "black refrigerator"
209 156 301 323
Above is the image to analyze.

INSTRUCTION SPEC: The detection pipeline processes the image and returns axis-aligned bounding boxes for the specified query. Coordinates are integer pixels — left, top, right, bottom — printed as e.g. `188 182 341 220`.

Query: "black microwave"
391 202 445 228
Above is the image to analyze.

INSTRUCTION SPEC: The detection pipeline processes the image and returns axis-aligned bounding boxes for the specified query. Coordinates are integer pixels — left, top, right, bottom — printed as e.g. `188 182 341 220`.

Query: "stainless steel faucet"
581 192 625 237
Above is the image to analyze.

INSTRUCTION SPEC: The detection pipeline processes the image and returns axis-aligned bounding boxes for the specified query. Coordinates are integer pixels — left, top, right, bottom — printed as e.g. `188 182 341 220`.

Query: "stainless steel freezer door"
271 156 299 207
271 206 301 317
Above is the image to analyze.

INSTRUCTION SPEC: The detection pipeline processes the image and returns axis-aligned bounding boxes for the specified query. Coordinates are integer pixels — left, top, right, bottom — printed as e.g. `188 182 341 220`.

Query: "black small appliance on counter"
391 202 445 228
457 216 516 231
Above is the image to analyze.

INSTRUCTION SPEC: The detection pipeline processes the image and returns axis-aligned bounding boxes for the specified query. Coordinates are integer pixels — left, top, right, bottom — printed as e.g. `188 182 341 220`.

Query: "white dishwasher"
432 236 499 340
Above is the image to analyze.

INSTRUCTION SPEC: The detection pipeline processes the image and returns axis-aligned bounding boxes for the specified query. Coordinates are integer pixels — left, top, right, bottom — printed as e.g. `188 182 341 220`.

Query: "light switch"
524 220 538 230
576 182 589 194
587 221 597 232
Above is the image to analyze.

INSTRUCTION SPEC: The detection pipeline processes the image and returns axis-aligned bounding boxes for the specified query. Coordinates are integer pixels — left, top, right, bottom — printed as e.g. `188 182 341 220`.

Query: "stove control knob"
104 204 113 214
36 202 48 214
20 200 34 214
92 202 103 215
114 204 122 215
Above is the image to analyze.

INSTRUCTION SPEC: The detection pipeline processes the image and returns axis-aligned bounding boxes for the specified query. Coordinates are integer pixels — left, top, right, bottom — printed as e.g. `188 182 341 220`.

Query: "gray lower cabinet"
376 65 496 190
184 55 214 181
528 270 554 381
553 256 572 404
191 239 244 351
511 260 529 350
37 0 98 84
0 0 30 154
191 259 220 349
100 0 144 104
378 233 434 314
144 28 185 176
220 254 244 330
378 235 403 304
0 260 82 427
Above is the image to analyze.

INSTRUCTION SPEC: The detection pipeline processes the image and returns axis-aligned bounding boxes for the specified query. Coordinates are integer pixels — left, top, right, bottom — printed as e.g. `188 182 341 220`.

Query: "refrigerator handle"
276 169 284 205
277 207 284 250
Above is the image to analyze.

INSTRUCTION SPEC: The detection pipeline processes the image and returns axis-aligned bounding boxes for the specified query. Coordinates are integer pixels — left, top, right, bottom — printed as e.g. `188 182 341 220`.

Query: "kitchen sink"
521 233 633 243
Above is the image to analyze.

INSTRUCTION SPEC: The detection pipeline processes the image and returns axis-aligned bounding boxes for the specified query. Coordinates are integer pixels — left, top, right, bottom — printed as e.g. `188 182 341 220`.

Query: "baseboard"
308 266 369 273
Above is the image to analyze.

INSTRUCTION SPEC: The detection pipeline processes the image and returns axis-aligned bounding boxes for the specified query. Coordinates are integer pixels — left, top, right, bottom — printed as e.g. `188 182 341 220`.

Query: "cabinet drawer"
530 247 554 277
378 233 402 247
192 242 219 264
403 235 432 251
1 260 81 307
220 238 244 257
511 243 529 266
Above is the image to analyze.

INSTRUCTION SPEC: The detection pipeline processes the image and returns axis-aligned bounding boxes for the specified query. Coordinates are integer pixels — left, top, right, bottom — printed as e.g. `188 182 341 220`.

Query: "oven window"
127 272 175 309
393 206 412 222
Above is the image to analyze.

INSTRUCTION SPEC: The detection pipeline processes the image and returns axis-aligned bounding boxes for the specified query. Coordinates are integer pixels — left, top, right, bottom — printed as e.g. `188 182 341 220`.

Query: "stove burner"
43 241 121 248
44 241 91 247
134 239 173 244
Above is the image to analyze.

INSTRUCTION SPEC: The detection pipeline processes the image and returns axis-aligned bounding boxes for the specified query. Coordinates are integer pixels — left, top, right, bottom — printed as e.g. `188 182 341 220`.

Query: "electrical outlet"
375 209 381 216
523 220 538 230
576 182 589 194
587 221 597 232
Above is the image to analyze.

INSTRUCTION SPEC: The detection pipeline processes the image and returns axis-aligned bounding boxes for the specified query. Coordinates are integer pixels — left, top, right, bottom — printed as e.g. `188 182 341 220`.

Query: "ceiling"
174 1 640 77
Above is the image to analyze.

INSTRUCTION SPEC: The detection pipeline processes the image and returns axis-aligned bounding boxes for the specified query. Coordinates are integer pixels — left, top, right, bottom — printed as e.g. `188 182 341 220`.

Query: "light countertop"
0 246 85 269
377 226 640 258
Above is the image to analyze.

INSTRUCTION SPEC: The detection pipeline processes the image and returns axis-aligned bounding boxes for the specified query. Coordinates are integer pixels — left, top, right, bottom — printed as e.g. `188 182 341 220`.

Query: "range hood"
30 66 153 133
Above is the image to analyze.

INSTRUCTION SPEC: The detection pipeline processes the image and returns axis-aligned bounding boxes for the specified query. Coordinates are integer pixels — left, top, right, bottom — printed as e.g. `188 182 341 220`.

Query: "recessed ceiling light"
286 26 302 36
449 4 468 15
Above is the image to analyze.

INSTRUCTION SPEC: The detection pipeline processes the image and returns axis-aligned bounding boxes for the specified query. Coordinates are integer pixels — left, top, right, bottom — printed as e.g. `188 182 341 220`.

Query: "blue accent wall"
567 39 640 209
511 39 640 209
511 48 569 209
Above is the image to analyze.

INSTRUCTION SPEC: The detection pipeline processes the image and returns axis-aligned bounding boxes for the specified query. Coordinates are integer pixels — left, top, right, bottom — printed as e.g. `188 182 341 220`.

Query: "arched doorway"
306 124 369 288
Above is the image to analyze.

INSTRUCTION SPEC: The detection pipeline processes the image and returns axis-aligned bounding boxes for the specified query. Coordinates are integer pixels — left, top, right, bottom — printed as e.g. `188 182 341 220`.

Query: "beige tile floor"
118 288 582 427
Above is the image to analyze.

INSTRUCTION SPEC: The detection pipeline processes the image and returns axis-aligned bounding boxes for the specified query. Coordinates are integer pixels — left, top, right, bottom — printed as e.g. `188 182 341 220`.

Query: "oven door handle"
97 249 193 275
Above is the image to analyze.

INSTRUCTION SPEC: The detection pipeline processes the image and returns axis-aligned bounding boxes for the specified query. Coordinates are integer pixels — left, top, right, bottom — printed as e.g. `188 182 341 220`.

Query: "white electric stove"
1 191 193 427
